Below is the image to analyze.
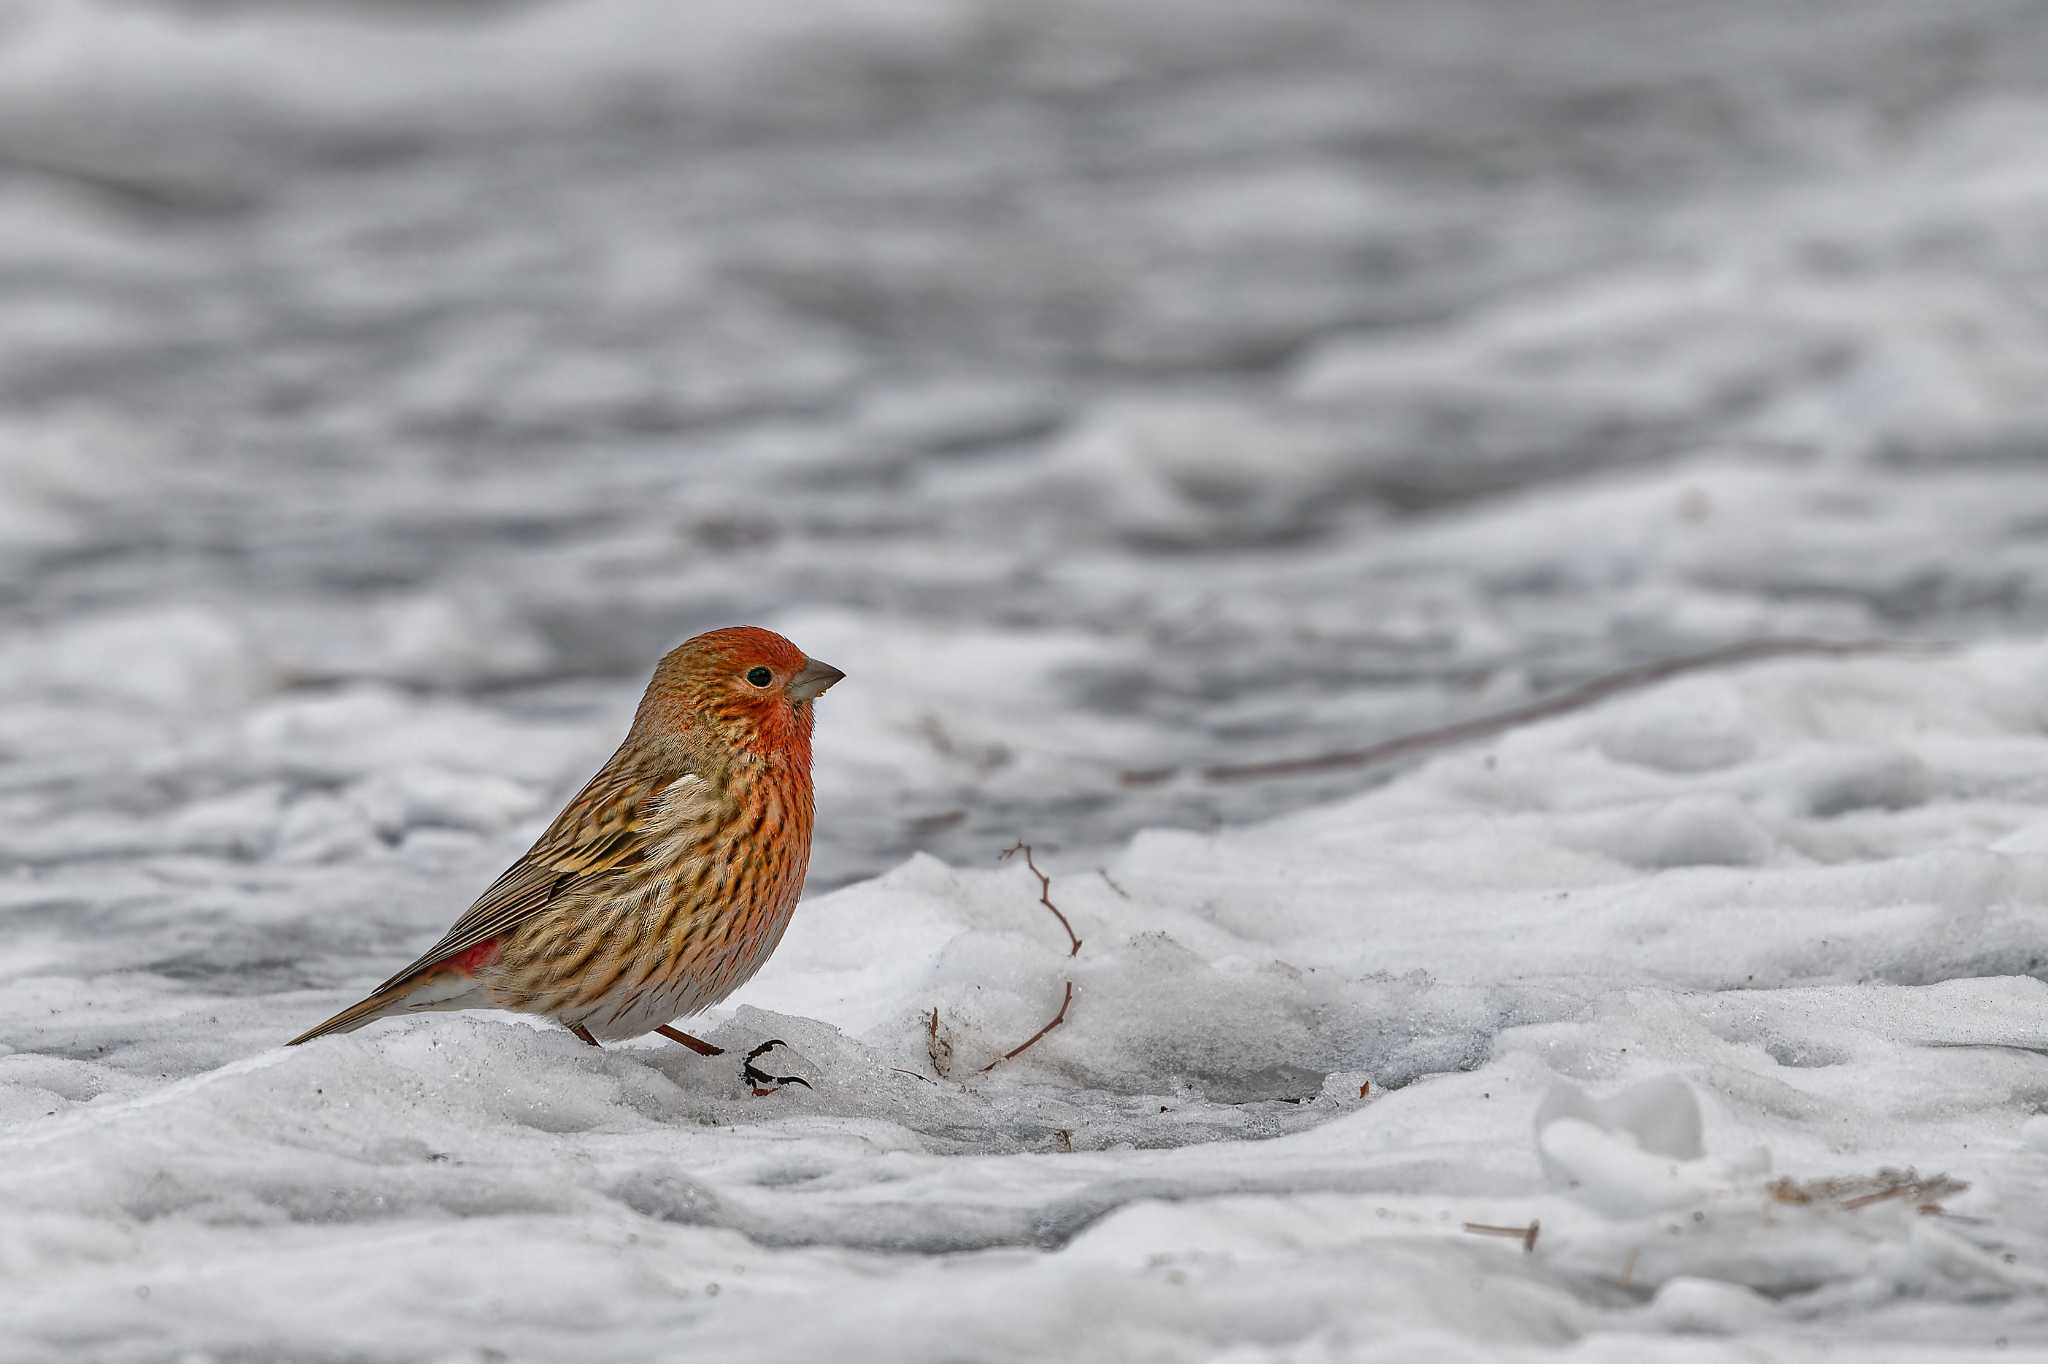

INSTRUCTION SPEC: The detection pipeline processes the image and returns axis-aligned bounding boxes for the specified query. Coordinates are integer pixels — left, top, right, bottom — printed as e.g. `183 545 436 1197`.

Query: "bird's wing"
371 754 706 993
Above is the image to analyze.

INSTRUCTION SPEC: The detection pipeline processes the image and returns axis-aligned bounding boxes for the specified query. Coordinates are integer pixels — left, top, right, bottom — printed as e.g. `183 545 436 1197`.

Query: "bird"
288 625 843 1089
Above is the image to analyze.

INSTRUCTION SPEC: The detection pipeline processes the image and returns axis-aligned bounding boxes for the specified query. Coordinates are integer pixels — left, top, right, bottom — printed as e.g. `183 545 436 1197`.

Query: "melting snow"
9 0 2048 1357
10 645 2048 1358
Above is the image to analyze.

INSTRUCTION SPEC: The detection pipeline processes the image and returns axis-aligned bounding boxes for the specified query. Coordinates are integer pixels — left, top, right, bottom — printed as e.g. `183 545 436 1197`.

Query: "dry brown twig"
980 982 1074 1074
927 1006 953 1078
1463 1220 1541 1253
1000 841 1082 956
1768 1168 1968 1212
975 842 1081 1074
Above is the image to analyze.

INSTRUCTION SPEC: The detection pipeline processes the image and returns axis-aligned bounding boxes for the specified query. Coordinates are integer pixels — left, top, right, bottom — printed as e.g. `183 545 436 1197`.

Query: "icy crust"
9 647 2048 1358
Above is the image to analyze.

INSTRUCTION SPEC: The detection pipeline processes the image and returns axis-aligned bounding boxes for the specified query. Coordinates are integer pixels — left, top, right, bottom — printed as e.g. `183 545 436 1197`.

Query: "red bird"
289 626 843 1086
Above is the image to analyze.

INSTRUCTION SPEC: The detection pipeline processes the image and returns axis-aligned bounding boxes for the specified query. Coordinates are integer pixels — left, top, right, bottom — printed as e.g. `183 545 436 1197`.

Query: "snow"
10 0 2048 1357
12 643 2048 1358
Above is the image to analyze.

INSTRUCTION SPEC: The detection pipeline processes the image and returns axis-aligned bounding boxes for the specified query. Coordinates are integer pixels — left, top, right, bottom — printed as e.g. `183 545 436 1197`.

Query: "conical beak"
787 657 845 703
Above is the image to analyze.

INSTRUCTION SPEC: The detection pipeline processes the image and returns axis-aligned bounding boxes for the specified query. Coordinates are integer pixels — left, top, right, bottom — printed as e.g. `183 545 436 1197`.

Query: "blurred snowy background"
9 0 2048 1359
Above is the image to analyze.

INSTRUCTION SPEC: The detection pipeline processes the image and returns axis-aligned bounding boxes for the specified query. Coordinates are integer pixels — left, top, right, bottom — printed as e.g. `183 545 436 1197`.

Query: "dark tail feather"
287 982 417 1046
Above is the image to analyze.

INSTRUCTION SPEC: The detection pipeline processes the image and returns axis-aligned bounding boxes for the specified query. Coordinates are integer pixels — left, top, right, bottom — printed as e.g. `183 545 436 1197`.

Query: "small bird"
289 626 843 1088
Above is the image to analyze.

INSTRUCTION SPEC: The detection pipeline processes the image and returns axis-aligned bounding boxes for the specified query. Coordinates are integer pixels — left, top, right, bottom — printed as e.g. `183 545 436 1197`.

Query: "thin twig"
1462 1220 1541 1253
1122 638 1952 786
926 1006 953 1078
1772 1168 1968 1211
980 982 1074 1073
977 843 1081 1073
1000 842 1082 956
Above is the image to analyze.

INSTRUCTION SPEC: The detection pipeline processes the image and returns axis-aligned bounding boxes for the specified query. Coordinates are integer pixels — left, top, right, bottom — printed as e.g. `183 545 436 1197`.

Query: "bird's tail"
287 982 421 1046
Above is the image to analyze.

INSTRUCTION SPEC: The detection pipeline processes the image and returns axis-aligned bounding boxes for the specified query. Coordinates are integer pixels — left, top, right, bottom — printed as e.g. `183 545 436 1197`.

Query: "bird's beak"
787 658 845 703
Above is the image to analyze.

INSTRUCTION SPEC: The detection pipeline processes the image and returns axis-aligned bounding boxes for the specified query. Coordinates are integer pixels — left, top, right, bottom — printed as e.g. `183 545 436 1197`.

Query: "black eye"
746 666 774 688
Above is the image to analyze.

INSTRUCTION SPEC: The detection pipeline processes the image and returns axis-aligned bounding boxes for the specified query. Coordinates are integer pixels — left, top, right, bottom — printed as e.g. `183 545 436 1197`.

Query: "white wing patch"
651 773 711 826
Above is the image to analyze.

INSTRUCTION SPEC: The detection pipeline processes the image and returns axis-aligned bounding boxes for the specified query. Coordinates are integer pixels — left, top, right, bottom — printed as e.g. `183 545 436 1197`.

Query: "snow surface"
12 644 2048 1360
10 0 2048 1358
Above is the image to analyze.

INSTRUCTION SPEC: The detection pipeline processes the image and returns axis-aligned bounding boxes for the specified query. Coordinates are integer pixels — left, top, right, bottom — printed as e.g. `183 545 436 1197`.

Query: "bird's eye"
746 666 774 688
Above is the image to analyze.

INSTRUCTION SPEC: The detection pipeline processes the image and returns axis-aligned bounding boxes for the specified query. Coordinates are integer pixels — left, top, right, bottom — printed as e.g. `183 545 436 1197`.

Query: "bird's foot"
742 1039 811 1096
655 1025 806 1093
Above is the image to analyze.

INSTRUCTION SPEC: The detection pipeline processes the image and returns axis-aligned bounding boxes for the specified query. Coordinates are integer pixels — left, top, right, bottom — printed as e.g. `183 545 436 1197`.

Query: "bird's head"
633 625 844 764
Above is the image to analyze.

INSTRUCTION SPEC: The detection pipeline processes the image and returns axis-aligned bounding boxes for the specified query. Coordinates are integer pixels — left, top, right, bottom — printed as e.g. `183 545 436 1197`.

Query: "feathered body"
290 626 842 1047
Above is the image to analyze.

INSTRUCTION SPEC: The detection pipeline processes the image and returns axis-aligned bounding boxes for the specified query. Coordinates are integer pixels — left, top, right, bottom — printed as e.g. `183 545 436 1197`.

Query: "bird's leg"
655 1023 808 1093
569 1024 601 1047
655 1024 724 1057
742 1039 811 1095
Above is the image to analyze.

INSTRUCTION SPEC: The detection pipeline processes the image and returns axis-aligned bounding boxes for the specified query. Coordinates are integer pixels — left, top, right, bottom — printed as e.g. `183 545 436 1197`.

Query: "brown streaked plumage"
288 626 843 1054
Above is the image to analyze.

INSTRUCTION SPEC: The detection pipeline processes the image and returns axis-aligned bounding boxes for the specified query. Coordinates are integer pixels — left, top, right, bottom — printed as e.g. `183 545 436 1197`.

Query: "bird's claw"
742 1038 811 1095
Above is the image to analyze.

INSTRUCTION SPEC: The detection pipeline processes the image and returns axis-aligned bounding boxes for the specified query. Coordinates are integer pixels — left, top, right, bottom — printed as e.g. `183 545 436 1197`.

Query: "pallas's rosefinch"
288 626 843 1081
